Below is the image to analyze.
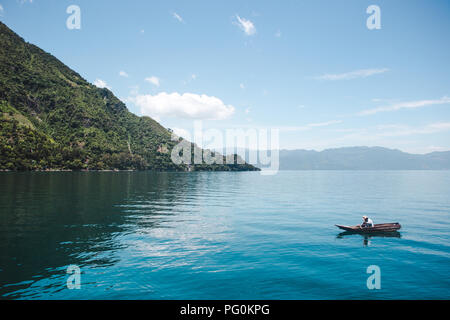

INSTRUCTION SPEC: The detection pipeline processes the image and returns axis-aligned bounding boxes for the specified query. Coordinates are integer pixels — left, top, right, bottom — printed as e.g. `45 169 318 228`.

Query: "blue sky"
1 0 449 153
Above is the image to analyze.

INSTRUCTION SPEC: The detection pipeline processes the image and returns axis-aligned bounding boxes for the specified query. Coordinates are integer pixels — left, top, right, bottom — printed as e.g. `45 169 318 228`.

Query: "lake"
0 171 449 299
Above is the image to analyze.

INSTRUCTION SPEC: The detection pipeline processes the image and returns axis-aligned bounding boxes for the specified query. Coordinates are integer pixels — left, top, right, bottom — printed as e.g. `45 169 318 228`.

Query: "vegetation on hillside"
0 22 258 172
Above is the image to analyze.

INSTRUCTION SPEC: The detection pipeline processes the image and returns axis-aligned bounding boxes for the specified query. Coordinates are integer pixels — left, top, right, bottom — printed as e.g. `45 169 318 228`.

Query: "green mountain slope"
0 22 258 171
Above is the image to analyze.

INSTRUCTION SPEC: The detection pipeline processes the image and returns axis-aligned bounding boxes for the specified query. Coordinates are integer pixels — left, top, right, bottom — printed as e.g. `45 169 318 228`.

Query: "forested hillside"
0 22 258 171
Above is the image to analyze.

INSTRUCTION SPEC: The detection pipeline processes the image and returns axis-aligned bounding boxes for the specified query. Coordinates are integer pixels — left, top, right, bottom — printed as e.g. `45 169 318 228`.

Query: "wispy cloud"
315 68 389 81
275 30 282 38
359 96 450 116
172 12 184 23
281 120 342 132
376 122 450 137
234 15 256 36
308 120 342 127
119 71 129 78
145 76 160 87
329 122 450 141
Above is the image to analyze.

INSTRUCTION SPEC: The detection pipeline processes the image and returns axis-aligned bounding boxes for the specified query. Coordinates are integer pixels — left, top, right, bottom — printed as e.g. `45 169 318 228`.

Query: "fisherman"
361 216 374 228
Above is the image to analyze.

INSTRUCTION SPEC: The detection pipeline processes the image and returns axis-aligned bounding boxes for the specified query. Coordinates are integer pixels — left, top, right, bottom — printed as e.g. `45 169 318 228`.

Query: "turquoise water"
0 171 449 299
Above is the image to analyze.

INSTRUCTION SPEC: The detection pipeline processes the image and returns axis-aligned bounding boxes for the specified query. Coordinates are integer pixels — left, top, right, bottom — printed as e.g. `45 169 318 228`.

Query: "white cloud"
145 76 160 87
275 30 281 37
240 83 245 89
245 107 250 114
134 92 235 120
172 127 191 140
234 15 256 36
377 122 450 137
172 12 184 23
281 120 342 132
359 96 450 116
93 79 111 90
0 5 4 15
308 120 342 127
326 122 450 144
119 71 129 78
316 68 389 81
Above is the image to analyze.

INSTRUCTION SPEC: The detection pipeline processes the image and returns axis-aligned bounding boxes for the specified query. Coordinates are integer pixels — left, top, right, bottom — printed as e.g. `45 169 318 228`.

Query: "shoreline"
0 168 261 172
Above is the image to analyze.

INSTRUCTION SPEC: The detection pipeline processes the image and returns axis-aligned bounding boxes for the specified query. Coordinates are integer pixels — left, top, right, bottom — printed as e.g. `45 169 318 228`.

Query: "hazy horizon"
219 145 450 156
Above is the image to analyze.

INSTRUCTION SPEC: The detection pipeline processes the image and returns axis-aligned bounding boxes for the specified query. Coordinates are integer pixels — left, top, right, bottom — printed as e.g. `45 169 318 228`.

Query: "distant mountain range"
277 147 450 170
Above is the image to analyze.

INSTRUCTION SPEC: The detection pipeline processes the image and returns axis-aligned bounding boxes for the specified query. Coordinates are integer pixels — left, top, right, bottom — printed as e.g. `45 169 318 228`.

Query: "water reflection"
0 172 196 299
2 171 449 299
336 231 402 246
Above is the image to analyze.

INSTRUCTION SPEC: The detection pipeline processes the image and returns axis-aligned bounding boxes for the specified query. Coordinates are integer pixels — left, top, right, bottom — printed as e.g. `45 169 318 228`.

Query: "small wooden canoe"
335 222 401 233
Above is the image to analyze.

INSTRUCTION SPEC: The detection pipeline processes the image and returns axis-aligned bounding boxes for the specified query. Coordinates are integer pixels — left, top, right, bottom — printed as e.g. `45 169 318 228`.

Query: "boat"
335 222 401 233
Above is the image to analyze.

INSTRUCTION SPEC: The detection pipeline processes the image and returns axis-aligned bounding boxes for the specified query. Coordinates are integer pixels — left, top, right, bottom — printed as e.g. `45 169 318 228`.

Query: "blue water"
0 171 449 299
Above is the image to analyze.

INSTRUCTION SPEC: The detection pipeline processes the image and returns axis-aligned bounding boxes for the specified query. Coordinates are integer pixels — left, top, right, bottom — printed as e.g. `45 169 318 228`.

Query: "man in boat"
361 216 374 228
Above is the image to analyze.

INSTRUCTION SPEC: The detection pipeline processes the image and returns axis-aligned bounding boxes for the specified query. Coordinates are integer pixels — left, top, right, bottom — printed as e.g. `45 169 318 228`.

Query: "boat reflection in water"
337 231 402 246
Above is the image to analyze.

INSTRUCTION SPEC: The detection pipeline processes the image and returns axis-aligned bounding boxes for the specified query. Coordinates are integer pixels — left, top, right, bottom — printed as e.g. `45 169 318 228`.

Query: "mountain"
278 147 450 170
0 22 258 172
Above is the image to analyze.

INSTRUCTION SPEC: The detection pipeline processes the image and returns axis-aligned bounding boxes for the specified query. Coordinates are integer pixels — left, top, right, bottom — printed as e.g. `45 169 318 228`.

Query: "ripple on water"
0 171 449 299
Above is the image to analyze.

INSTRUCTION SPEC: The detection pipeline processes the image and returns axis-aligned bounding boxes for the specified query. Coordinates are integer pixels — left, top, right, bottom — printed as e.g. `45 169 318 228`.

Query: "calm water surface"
0 171 449 299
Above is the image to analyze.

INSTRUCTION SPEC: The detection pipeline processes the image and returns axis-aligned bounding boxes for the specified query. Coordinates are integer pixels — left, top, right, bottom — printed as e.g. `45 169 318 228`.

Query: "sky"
1 0 450 154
